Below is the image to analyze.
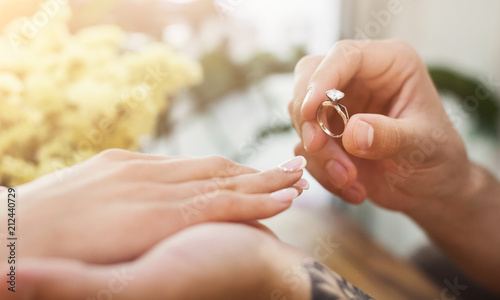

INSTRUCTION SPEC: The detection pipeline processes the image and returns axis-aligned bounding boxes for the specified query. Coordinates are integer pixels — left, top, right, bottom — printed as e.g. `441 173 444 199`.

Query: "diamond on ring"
325 89 345 103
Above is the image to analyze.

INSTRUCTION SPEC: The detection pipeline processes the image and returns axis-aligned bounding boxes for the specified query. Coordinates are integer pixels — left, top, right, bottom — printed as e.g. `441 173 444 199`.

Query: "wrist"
405 162 500 293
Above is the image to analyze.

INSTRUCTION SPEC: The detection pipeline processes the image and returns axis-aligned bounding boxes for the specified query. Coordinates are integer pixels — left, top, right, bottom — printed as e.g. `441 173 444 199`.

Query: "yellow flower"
0 2 202 186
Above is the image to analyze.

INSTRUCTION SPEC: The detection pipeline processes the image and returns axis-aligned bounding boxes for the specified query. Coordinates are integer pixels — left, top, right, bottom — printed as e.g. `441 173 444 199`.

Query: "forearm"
407 163 500 293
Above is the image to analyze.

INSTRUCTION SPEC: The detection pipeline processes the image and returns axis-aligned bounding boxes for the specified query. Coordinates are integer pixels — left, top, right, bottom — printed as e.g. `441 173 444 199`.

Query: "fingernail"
354 120 374 150
301 122 315 151
270 188 299 202
293 178 310 190
300 87 313 116
278 156 307 173
326 160 348 188
342 186 364 203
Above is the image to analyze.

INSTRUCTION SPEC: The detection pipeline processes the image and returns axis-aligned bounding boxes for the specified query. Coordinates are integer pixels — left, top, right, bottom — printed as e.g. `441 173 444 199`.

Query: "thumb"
343 114 417 160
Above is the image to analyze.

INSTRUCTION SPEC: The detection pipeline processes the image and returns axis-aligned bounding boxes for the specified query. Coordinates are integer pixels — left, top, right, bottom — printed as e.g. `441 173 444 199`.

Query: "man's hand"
289 39 470 212
289 39 500 294
7 223 313 300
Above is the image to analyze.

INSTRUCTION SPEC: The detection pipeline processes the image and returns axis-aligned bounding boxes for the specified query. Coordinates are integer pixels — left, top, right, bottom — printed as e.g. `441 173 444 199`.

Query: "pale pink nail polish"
278 156 307 173
270 188 299 202
293 178 310 190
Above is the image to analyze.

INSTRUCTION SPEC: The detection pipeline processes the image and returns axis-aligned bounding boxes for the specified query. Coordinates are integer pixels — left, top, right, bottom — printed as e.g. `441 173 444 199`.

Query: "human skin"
0 149 369 300
289 39 500 293
1 223 312 300
3 222 377 300
0 149 308 265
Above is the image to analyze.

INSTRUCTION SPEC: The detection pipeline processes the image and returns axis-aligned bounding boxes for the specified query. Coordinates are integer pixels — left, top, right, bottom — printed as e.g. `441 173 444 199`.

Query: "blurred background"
1 0 499 273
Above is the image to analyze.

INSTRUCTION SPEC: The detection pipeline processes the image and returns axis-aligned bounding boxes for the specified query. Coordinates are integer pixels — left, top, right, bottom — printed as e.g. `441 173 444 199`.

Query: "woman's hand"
6 149 307 264
289 39 470 212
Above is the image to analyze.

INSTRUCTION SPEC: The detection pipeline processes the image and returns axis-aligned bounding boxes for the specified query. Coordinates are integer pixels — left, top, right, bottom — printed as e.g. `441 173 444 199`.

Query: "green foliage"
429 67 499 138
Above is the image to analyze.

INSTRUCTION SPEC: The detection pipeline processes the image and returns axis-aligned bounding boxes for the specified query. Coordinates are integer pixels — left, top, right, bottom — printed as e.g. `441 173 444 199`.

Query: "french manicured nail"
342 186 363 203
300 88 313 116
270 188 299 202
354 120 374 150
293 178 310 190
278 156 307 173
301 122 315 150
326 160 348 188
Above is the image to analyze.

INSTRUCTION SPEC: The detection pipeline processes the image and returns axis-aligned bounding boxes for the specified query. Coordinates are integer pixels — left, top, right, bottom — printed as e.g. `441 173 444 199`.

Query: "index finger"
301 39 415 120
289 55 324 135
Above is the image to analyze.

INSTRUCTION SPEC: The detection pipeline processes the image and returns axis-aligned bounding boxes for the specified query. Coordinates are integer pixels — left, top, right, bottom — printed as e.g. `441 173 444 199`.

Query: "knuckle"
114 160 146 179
259 170 280 185
387 122 407 155
294 55 319 75
331 39 356 53
207 190 239 219
208 155 232 167
389 39 423 68
329 39 363 65
98 148 131 160
208 155 239 176
209 177 237 191
389 38 413 51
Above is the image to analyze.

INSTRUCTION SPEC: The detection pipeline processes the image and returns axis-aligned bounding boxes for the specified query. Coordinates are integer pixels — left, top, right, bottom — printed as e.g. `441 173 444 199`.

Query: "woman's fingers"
207 156 307 194
179 188 300 226
121 155 258 184
136 156 308 202
94 148 185 162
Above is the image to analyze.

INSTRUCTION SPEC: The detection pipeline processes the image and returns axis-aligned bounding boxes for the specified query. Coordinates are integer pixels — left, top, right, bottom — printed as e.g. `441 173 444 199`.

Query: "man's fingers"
295 140 357 190
13 259 113 300
294 142 366 204
290 55 325 135
240 220 278 238
300 120 330 152
301 39 420 121
343 113 421 160
301 40 363 121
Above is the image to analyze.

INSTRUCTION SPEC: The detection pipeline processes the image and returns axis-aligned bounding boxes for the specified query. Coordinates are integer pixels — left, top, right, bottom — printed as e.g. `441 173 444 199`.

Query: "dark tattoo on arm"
304 260 375 300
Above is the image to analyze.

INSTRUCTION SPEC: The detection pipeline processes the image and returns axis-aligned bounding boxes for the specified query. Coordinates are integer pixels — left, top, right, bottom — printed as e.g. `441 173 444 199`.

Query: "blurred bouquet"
0 1 202 186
